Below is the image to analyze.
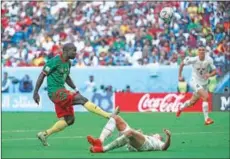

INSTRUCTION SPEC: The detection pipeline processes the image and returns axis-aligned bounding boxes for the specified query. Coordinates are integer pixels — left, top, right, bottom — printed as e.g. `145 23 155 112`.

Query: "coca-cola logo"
138 93 186 112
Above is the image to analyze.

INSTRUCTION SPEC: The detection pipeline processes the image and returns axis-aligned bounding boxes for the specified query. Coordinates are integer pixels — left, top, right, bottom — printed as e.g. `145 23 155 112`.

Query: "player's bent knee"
119 125 131 134
190 100 196 106
124 130 134 138
74 94 89 105
190 96 199 106
64 115 75 126
113 115 122 123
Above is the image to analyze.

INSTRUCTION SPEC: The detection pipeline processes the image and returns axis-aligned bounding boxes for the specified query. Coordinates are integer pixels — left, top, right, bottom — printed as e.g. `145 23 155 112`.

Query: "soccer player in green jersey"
33 43 118 146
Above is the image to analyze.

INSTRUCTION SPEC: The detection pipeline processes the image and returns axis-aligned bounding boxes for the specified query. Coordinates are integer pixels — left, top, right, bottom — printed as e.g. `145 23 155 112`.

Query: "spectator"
84 75 96 92
113 37 125 51
177 51 186 65
125 41 135 56
143 58 149 65
132 48 143 65
75 56 86 67
0 1 228 74
19 74 33 92
214 27 225 44
89 52 99 66
91 85 104 108
104 85 113 110
176 30 186 48
142 40 152 58
98 85 105 94
169 53 178 65
97 41 110 55
125 85 131 93
2 72 11 93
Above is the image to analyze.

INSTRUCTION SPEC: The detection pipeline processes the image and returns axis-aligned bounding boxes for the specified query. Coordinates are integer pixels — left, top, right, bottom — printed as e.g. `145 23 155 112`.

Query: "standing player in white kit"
87 114 171 153
177 45 216 125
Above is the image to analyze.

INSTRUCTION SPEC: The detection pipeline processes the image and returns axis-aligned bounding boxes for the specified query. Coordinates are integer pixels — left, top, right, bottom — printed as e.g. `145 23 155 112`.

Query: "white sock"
202 101 209 121
180 100 191 110
103 134 129 152
99 117 116 143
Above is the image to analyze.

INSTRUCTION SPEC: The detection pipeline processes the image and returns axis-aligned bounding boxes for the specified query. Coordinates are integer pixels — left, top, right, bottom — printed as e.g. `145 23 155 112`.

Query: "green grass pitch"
2 112 230 158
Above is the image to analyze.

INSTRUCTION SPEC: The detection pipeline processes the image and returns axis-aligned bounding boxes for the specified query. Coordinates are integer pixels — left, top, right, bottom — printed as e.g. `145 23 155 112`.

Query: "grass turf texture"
2 112 230 158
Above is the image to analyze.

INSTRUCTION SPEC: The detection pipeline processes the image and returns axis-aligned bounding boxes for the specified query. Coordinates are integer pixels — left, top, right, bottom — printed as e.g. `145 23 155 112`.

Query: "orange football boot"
87 135 102 147
205 118 214 125
90 146 104 153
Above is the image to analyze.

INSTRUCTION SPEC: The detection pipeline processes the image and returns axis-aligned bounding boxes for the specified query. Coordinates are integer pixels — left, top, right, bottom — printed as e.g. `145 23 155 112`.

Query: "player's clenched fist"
163 129 171 136
33 92 40 105
178 76 183 81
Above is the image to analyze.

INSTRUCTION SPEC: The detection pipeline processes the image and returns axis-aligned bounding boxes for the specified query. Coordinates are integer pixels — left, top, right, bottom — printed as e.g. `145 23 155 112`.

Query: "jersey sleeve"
42 57 58 75
183 56 196 65
209 58 216 70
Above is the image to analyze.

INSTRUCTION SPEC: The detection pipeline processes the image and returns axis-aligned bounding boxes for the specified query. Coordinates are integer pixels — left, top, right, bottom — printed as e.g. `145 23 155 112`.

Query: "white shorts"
126 135 152 152
189 78 208 97
138 136 155 151
126 135 162 152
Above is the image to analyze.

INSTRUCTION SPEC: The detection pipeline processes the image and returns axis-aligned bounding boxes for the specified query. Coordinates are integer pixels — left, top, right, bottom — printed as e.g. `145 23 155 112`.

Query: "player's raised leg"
90 130 146 153
87 117 116 147
73 93 118 119
87 113 125 146
89 115 146 153
176 94 199 117
37 90 119 146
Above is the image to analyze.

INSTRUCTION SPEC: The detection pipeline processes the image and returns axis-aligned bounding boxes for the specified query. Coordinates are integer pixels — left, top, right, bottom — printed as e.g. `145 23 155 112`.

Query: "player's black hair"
63 43 76 51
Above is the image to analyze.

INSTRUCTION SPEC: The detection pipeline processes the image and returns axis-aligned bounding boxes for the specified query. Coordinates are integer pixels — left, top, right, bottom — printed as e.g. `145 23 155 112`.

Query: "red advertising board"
115 93 212 112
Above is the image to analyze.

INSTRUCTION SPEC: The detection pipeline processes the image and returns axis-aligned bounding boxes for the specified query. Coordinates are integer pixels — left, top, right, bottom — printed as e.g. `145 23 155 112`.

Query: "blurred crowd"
1 1 230 75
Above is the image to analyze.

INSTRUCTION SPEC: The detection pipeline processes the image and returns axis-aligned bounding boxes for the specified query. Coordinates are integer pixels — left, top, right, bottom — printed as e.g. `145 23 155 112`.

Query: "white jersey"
183 55 216 86
126 135 164 152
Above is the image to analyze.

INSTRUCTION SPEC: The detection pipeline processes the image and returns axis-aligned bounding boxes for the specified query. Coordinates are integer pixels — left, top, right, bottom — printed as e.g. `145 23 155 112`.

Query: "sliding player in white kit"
177 46 216 125
87 114 171 153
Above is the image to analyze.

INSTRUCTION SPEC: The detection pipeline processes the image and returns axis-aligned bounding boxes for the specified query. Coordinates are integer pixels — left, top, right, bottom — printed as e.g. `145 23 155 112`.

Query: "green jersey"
43 55 71 97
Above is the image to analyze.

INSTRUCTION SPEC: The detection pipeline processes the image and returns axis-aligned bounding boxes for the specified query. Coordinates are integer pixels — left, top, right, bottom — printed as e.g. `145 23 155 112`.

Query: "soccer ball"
160 7 174 23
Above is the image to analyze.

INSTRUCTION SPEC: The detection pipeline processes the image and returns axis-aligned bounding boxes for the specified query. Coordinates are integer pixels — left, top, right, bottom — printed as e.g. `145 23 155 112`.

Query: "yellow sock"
45 119 68 137
84 101 111 119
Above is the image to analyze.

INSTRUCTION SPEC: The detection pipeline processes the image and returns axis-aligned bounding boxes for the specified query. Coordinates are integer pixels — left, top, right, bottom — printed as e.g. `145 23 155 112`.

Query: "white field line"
2 130 39 133
2 136 84 141
1 130 229 142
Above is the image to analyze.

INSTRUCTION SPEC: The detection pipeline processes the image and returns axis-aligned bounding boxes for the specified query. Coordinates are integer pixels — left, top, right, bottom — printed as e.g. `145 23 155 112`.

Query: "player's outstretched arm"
65 75 77 90
204 69 217 80
178 62 185 81
179 56 197 81
161 129 171 151
209 69 216 77
33 72 46 104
